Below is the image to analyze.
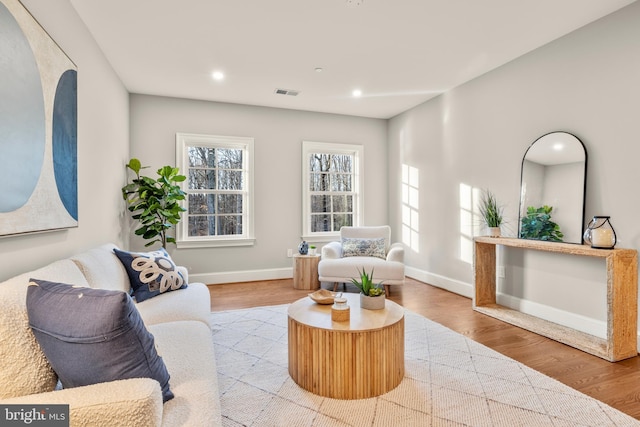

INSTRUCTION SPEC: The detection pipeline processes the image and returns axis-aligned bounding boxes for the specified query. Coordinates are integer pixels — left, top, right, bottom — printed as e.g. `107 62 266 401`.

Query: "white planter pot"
360 293 385 310
488 226 501 238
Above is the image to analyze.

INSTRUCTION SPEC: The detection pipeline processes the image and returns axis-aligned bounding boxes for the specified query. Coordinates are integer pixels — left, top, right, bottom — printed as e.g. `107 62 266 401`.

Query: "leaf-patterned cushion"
341 237 386 259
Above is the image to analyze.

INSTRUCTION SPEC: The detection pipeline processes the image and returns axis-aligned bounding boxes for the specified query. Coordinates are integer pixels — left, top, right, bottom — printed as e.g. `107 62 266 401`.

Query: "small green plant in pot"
478 189 504 237
351 268 385 310
121 158 187 248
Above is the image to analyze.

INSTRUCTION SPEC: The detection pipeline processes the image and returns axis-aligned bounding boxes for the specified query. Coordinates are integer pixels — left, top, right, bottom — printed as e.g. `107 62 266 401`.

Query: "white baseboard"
495 293 607 339
406 266 610 342
405 266 473 298
191 267 293 285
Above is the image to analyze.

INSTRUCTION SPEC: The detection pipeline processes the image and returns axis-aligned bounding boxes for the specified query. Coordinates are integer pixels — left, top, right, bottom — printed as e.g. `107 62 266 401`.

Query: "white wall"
389 1 640 337
129 94 387 283
0 0 129 281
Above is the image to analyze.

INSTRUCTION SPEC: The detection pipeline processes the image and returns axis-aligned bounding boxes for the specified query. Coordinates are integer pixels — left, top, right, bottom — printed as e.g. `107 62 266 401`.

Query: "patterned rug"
210 304 640 427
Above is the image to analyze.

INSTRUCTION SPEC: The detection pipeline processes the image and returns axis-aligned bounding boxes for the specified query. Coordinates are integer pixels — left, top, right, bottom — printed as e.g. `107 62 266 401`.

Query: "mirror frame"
518 131 588 244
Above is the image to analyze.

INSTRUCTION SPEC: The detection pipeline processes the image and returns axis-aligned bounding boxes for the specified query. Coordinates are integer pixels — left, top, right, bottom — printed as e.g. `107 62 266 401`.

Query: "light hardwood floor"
208 277 640 419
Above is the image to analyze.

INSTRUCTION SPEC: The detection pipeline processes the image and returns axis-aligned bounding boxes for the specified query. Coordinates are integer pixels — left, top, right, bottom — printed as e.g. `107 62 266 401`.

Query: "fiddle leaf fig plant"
121 158 187 248
351 268 385 297
519 205 564 242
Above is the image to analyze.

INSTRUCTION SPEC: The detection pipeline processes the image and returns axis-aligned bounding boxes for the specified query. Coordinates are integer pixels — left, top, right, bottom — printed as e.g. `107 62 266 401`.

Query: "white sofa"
0 243 221 427
318 226 405 295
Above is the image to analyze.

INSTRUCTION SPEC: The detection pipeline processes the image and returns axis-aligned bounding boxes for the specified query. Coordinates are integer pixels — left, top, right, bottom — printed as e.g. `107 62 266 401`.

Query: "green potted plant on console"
351 268 385 310
478 189 504 237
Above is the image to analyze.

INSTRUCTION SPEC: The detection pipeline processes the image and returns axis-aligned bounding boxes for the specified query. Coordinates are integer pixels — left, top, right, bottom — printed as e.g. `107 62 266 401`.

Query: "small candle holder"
331 296 350 322
583 216 617 249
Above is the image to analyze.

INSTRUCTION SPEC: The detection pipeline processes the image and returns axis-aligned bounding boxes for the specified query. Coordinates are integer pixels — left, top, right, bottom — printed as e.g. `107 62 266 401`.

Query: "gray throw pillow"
341 237 386 259
26 279 174 402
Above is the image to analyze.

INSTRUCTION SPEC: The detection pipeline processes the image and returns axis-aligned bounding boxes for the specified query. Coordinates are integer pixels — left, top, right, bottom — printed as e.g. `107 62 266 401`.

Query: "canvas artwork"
0 0 78 237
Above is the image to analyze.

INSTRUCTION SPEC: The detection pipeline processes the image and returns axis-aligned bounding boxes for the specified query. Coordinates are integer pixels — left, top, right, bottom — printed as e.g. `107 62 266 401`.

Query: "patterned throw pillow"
113 248 187 303
26 279 174 402
341 237 386 259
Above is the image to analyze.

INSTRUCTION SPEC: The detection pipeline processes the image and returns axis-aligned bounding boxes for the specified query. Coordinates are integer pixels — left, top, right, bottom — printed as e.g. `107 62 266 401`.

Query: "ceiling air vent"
274 88 300 96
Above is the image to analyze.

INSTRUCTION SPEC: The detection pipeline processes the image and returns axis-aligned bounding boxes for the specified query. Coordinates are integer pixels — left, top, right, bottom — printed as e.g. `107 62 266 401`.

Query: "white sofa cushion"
136 282 212 327
1 378 163 427
0 260 89 399
318 256 405 285
149 321 222 427
70 243 130 293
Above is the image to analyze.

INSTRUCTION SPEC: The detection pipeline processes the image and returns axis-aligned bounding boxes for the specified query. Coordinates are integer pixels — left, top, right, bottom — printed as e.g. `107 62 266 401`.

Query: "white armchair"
318 226 405 295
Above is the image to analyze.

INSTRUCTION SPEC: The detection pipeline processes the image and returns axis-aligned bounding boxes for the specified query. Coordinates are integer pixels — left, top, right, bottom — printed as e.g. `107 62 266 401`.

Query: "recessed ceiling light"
211 71 224 81
352 89 362 97
315 67 323 73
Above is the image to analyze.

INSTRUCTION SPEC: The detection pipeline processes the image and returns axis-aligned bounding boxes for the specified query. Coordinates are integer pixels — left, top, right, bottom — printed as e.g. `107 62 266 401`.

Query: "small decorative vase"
488 227 501 238
298 240 309 255
360 293 385 310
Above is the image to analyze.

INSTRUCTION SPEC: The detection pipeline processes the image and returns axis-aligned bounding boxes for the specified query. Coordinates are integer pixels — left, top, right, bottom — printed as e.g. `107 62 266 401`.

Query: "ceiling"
69 0 636 119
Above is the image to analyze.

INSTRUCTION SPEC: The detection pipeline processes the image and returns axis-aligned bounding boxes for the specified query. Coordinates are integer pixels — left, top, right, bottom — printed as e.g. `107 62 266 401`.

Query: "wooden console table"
473 237 638 362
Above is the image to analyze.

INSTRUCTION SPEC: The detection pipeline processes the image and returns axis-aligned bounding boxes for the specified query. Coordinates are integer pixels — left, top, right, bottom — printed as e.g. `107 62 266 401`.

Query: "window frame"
301 140 363 242
175 132 255 248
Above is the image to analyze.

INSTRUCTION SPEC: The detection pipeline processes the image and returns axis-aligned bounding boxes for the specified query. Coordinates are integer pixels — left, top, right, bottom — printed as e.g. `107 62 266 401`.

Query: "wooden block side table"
293 254 320 290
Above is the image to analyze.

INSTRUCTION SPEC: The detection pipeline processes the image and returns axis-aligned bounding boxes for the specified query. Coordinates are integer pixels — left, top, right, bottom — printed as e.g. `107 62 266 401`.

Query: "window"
175 133 254 248
302 141 363 240
401 164 420 253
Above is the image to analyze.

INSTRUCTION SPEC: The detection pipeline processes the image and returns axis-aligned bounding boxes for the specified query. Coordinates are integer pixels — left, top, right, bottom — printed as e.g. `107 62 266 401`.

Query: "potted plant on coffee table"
351 267 385 310
478 189 504 237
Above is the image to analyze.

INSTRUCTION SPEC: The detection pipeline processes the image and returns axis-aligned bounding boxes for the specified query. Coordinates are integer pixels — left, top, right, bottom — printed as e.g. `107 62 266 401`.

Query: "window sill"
301 233 340 243
176 238 256 249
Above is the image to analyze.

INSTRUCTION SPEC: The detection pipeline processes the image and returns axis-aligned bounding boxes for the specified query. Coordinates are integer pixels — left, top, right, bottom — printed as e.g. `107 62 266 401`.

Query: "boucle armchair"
318 226 404 295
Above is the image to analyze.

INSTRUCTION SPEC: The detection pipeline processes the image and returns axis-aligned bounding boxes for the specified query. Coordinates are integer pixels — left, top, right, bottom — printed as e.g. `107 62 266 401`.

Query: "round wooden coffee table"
287 293 404 399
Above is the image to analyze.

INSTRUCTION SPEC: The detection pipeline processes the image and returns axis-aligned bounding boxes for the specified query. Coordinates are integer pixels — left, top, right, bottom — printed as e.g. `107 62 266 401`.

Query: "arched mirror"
518 131 587 244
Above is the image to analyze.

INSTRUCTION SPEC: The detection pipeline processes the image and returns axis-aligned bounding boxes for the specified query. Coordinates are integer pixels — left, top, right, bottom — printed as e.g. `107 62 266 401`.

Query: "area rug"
210 304 640 427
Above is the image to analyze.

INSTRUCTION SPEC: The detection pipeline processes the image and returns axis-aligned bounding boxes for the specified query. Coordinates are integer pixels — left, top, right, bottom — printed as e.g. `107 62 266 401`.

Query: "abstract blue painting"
53 69 78 221
0 0 78 236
